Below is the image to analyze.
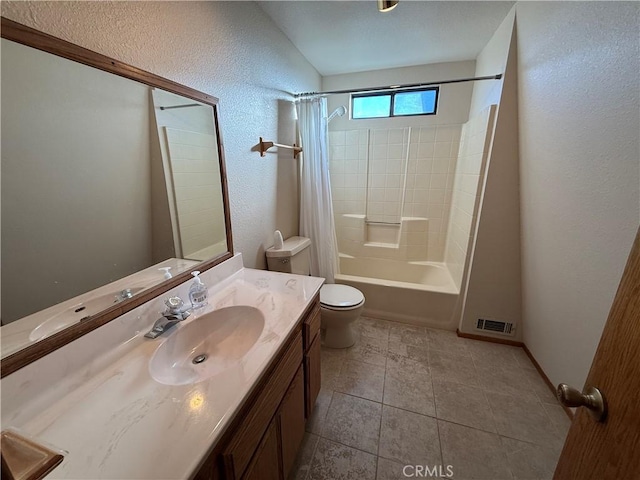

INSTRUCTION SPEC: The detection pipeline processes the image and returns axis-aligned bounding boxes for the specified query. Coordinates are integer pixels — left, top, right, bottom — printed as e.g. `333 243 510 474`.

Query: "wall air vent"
476 318 515 336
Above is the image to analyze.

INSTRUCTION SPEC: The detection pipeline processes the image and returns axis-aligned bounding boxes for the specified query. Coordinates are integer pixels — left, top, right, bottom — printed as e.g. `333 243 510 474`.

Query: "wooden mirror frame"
0 17 234 378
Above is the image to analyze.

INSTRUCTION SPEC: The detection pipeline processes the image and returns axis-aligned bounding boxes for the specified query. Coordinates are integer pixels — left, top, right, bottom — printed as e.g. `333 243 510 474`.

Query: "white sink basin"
29 288 145 342
149 306 265 386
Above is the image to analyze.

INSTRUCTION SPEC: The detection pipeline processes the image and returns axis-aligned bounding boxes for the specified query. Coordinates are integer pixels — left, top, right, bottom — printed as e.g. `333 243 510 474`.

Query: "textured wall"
517 2 640 389
1 1 321 269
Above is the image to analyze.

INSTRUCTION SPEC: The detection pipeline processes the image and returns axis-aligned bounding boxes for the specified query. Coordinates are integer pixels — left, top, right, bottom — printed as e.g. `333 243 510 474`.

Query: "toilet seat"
320 284 364 311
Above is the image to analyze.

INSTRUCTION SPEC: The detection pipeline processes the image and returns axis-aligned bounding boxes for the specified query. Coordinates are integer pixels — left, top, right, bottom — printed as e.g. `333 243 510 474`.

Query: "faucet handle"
164 296 185 314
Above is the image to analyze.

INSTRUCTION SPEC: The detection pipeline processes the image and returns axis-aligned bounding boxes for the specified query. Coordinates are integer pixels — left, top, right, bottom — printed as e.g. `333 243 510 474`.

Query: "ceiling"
258 1 514 76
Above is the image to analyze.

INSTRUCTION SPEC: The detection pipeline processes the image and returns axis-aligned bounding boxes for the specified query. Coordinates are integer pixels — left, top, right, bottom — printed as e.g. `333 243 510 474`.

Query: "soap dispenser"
189 271 208 310
158 267 172 279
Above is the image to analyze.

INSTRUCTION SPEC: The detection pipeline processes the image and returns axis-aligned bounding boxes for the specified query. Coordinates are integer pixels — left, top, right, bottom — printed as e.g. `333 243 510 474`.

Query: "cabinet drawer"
303 304 321 352
222 331 303 479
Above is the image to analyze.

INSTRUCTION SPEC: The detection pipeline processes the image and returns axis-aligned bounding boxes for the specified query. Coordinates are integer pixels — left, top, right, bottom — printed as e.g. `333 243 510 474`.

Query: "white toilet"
266 236 365 348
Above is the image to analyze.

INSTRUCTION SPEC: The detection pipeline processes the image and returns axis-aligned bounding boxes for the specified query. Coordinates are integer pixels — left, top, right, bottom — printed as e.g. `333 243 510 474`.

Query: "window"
351 87 439 119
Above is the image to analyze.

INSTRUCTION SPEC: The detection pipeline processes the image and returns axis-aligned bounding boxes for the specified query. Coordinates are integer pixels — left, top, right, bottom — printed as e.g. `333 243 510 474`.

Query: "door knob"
557 384 607 422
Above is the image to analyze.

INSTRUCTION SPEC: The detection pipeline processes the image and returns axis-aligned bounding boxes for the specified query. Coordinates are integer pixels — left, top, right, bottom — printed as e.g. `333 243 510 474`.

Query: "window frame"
351 86 439 120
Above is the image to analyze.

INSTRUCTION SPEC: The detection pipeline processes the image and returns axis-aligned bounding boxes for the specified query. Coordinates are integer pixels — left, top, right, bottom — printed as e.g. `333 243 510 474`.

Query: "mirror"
0 19 233 373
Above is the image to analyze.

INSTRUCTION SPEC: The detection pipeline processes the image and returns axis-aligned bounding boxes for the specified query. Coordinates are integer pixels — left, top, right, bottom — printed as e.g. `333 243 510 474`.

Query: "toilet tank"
265 236 312 275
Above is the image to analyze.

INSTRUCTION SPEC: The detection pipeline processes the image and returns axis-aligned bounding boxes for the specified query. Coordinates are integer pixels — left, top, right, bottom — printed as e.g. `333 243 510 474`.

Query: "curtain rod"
159 103 202 110
295 73 502 98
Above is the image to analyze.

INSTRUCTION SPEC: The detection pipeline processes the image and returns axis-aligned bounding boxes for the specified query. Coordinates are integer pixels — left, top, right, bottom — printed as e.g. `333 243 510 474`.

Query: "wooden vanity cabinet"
194 295 321 480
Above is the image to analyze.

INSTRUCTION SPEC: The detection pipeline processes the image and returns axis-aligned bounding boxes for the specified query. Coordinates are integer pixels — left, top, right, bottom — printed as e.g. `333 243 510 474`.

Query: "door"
554 228 640 479
278 366 306 479
305 334 321 418
242 419 282 480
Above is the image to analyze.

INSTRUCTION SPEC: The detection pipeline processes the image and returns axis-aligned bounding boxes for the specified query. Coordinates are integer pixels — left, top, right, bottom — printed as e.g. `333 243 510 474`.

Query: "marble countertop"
1 254 324 479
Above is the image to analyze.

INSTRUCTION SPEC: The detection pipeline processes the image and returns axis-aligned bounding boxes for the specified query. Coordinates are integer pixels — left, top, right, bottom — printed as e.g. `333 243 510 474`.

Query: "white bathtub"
335 254 460 329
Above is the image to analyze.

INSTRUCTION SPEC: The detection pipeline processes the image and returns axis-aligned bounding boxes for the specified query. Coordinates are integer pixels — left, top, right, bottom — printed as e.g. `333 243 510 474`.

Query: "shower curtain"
296 97 339 283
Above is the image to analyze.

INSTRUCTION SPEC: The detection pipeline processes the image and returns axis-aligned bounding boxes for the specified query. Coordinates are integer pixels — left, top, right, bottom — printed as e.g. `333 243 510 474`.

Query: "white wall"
324 61 475 131
516 2 640 389
469 9 515 117
1 1 321 270
459 9 523 342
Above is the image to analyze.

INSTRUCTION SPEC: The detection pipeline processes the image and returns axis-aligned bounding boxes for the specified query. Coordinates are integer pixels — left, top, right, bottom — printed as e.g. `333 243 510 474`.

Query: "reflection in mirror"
151 89 227 261
1 37 229 359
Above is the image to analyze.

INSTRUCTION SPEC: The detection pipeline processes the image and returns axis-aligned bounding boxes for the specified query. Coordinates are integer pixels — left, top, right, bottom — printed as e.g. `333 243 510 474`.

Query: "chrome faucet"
115 288 134 303
144 296 191 339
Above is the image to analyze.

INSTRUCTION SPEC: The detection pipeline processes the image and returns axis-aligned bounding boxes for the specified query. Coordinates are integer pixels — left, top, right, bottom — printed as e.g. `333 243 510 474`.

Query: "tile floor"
290 317 571 480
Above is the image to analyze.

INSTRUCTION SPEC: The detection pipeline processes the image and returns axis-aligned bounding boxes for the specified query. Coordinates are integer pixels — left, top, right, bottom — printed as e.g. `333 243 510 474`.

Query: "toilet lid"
320 284 365 308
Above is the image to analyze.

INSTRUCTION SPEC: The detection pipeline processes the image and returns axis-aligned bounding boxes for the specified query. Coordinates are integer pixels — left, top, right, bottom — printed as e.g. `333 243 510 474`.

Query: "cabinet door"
222 333 302 479
193 456 221 480
278 366 305 479
242 420 281 480
304 334 321 419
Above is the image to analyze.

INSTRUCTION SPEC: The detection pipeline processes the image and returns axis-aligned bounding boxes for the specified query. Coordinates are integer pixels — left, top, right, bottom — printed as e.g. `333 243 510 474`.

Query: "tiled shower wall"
329 125 461 262
404 125 461 260
445 105 497 288
329 130 369 216
367 128 409 224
